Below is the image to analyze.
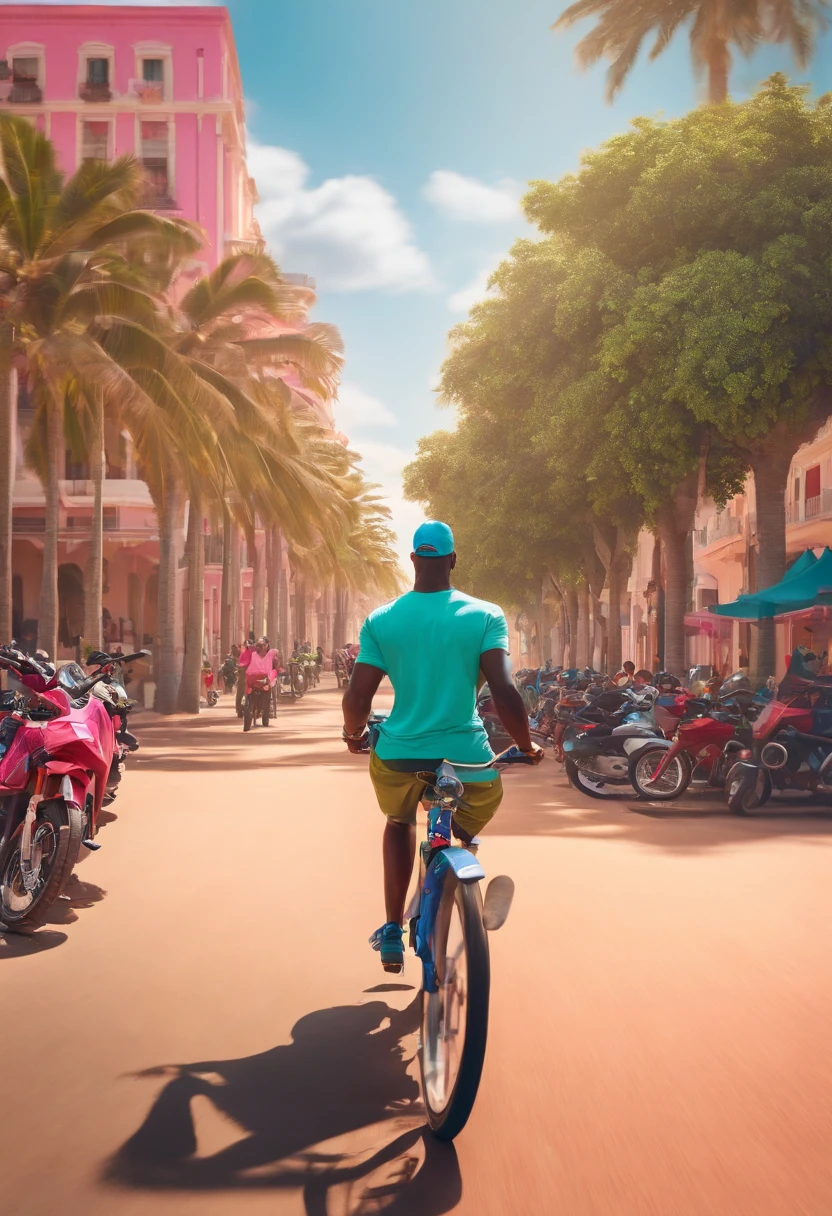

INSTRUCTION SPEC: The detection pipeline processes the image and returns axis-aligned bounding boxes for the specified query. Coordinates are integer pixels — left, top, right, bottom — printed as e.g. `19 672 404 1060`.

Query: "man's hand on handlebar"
342 725 370 754
522 742 545 765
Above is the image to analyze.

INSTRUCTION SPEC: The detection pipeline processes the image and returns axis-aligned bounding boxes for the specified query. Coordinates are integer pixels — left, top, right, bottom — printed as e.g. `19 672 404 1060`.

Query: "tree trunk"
177 493 204 713
39 401 61 660
279 547 290 651
576 581 590 668
252 530 265 639
333 585 352 651
749 445 792 687
656 472 698 676
0 327 14 646
266 525 280 645
83 392 104 650
656 519 688 676
564 585 578 667
707 46 729 104
154 479 180 714
220 507 231 661
651 533 664 671
607 557 624 674
606 533 634 674
228 522 241 648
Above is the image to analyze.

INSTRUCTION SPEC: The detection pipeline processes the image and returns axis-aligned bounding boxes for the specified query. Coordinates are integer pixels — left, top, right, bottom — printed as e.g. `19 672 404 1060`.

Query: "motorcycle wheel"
630 747 692 801
243 701 253 732
726 766 772 814
0 799 84 929
564 757 631 800
290 666 305 699
262 696 270 728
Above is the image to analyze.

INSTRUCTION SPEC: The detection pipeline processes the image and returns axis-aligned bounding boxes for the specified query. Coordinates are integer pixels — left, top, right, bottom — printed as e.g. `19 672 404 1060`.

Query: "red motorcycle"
724 692 831 814
629 674 757 801
0 649 115 929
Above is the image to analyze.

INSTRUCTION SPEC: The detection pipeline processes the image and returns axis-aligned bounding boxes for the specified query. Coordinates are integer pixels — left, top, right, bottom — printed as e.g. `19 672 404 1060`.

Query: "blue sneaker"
369 922 404 972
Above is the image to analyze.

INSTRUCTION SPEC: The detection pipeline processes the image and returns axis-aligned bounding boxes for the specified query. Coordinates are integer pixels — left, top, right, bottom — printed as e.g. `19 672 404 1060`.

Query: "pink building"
1 6 349 681
0 3 256 268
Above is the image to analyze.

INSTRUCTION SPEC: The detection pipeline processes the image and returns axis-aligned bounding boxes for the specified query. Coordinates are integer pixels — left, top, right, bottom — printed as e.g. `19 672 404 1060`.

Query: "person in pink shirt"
245 636 279 694
236 632 256 717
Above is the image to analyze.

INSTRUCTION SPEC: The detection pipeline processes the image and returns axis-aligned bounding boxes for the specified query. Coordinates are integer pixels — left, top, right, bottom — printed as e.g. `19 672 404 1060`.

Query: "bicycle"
365 733 535 1141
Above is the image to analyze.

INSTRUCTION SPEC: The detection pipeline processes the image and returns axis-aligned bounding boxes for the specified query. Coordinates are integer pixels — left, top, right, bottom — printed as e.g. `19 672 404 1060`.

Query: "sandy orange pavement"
4 677 832 1215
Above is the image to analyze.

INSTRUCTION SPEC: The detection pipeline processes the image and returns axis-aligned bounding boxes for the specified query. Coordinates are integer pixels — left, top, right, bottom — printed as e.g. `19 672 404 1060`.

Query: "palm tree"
0 114 197 657
151 253 345 710
553 0 829 103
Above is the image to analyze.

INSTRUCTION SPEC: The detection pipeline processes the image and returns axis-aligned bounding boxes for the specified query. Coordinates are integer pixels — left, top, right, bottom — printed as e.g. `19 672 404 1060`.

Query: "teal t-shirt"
357 588 510 773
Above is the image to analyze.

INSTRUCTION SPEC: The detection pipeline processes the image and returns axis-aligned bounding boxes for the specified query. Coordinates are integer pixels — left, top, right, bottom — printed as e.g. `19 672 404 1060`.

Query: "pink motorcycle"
0 648 115 930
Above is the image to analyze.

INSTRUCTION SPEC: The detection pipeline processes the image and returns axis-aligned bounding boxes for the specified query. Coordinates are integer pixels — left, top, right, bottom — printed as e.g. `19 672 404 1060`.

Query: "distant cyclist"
342 520 543 971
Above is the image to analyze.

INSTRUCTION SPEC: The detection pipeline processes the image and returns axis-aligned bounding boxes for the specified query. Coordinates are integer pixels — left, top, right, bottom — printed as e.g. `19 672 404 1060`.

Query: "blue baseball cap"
413 520 455 558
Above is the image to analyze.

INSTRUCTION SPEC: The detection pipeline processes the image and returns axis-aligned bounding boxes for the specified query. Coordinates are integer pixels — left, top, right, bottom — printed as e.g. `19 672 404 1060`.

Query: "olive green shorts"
369 750 503 839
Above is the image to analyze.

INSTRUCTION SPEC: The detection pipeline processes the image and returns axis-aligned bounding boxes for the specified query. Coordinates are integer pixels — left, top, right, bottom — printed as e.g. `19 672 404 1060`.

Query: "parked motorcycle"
724 683 832 813
629 674 758 800
220 653 238 694
562 686 668 799
0 648 115 929
85 649 147 803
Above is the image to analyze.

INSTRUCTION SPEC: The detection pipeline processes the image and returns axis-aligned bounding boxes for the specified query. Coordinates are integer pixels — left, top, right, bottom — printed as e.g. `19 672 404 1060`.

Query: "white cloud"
424 170 523 223
447 252 506 313
333 383 396 432
448 268 495 313
348 439 425 571
248 140 434 293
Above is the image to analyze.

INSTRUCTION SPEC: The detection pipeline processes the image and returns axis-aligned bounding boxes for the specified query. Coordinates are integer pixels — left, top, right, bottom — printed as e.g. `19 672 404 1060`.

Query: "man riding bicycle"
342 520 543 971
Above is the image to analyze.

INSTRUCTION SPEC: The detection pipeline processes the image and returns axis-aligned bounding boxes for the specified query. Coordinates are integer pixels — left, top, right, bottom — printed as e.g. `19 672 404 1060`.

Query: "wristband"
342 725 367 741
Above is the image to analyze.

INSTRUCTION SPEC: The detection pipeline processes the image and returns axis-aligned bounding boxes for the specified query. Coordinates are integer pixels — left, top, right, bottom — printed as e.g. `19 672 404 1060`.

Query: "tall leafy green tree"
526 77 832 678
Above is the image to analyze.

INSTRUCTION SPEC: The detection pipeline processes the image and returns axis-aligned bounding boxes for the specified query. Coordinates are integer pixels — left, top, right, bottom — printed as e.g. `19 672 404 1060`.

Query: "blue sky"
13 0 832 563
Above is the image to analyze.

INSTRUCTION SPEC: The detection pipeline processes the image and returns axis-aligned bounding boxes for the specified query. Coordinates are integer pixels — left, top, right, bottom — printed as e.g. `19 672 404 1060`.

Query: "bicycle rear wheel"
419 875 489 1141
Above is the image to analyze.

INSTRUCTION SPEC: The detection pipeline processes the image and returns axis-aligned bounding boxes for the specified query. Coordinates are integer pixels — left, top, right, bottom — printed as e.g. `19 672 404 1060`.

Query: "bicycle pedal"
81 838 102 852
483 875 515 931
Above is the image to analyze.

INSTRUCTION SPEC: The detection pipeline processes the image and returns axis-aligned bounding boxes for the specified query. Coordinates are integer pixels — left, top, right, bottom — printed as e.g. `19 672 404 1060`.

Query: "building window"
133 41 172 102
80 57 111 102
78 42 114 102
88 58 109 85
10 56 42 103
141 120 171 204
82 120 110 164
135 58 165 102
804 464 822 519
143 58 164 83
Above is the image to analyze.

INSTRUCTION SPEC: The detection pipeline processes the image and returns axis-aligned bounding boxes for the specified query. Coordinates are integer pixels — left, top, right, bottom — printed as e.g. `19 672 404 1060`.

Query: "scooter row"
0 645 145 931
481 664 832 812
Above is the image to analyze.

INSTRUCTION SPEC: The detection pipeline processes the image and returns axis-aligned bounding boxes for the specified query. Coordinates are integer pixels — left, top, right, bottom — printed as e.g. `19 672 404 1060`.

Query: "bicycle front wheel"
420 876 489 1141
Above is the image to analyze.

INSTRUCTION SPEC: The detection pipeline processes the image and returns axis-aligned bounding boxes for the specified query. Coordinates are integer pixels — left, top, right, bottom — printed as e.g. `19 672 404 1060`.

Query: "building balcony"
128 79 165 105
79 81 112 103
1 81 42 104
786 489 832 525
694 512 743 551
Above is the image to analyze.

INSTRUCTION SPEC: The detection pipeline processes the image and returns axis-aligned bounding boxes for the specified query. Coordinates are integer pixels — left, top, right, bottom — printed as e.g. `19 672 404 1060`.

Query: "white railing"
787 487 832 525
695 513 743 548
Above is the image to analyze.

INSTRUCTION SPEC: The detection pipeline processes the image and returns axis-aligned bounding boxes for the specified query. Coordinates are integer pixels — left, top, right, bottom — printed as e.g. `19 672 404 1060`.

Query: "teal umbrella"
709 548 829 620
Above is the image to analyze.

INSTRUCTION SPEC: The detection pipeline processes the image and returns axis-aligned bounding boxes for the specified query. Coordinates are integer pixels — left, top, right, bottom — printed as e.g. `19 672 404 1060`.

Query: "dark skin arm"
342 662 385 751
479 648 540 758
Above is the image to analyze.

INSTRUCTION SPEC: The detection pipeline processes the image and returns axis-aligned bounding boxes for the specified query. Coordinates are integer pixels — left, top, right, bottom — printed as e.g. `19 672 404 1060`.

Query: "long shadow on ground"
103 995 460 1215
